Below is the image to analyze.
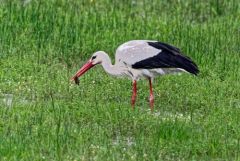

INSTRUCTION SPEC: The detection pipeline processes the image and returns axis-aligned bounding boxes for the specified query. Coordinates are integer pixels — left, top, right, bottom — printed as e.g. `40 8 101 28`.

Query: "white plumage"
71 40 199 110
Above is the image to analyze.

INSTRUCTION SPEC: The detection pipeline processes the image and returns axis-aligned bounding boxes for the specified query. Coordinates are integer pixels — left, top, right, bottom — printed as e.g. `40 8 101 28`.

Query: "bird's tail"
176 55 199 75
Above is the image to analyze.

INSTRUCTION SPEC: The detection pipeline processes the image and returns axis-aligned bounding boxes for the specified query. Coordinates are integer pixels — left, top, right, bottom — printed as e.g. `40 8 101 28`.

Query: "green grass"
0 0 240 160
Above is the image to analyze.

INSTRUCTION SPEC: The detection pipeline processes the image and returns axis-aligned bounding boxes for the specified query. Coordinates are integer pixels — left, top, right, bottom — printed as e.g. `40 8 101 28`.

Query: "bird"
71 40 199 111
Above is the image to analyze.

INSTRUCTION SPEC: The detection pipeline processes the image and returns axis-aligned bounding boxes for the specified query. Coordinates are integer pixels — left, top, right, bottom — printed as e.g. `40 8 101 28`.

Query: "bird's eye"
92 56 97 60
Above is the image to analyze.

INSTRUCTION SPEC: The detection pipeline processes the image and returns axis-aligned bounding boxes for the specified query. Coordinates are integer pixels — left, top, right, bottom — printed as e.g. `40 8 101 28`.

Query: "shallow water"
0 94 13 108
0 93 34 108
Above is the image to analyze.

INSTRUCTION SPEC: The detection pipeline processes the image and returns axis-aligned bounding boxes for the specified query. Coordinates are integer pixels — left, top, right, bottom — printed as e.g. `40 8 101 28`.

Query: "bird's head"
70 51 107 84
90 51 108 65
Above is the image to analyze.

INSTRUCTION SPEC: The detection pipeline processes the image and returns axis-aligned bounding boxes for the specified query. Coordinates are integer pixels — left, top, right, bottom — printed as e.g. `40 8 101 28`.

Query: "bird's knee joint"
149 96 154 102
132 97 136 102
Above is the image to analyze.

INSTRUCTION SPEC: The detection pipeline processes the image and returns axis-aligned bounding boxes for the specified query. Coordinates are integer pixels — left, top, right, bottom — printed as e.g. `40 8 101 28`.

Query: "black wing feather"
132 41 199 75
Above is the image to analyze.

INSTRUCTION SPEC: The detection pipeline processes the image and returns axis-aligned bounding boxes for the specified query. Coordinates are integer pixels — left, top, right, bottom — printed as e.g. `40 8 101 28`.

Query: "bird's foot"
131 97 136 110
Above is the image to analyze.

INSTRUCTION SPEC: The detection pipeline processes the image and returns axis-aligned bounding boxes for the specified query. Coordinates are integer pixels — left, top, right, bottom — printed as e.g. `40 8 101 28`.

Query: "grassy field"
0 0 240 160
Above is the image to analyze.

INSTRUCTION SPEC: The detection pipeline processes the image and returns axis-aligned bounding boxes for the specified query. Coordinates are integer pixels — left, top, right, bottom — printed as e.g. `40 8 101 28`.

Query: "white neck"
101 53 123 76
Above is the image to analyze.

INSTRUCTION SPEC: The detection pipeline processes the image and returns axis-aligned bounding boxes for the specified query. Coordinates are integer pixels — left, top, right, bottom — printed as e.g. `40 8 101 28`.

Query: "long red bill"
71 61 94 83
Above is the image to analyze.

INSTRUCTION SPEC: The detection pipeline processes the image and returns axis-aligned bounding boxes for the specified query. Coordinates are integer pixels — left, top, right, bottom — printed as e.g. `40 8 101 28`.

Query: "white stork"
71 40 199 110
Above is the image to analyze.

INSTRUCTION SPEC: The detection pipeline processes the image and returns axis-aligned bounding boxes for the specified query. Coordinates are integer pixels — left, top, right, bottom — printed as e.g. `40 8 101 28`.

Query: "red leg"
149 78 154 111
131 80 137 109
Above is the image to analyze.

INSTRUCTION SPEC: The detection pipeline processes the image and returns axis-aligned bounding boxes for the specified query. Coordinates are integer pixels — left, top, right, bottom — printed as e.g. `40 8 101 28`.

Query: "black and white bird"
71 40 199 110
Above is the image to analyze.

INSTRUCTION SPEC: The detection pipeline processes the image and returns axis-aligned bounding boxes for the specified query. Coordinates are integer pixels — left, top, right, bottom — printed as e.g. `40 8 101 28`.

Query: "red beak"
71 60 95 82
